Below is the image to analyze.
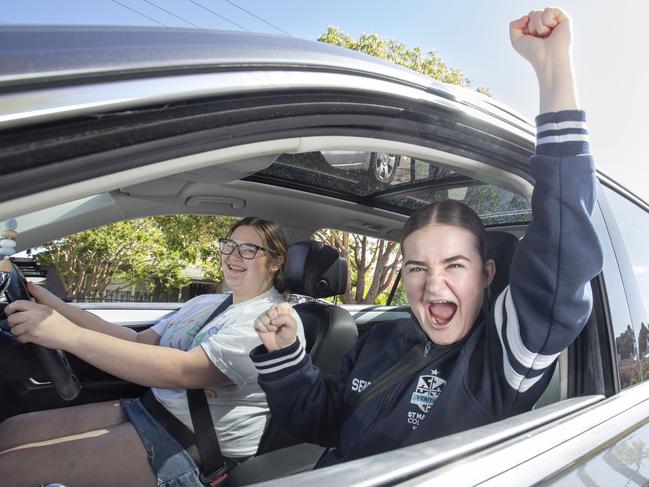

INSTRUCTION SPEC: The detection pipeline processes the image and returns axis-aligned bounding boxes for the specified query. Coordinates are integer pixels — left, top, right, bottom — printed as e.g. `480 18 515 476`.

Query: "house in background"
12 255 220 303
102 263 221 303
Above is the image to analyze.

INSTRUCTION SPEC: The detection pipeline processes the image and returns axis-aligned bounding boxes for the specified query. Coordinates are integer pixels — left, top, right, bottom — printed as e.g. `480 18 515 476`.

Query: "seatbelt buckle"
200 465 228 486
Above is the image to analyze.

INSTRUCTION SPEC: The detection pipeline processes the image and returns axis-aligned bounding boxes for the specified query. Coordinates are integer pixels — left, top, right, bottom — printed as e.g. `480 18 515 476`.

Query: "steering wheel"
0 262 81 401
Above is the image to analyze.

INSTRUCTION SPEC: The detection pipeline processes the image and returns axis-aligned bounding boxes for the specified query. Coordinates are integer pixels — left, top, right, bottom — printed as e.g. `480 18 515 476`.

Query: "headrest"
286 241 348 298
485 230 519 299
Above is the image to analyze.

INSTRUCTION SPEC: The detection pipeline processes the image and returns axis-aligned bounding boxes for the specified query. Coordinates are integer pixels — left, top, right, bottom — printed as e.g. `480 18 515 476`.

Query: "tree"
318 27 491 95
313 28 492 304
639 322 649 359
153 215 236 284
616 324 638 361
615 324 641 388
37 215 235 301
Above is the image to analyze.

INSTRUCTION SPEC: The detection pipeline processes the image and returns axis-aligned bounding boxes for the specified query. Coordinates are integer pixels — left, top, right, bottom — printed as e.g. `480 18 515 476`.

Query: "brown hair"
227 216 289 293
401 200 487 261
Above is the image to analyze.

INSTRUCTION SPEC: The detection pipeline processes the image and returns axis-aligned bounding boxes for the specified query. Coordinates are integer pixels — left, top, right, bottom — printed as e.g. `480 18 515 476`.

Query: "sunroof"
254 150 531 225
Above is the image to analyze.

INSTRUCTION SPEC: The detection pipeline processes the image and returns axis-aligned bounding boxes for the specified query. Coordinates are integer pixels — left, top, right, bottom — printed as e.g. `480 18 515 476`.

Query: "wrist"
64 321 85 352
536 55 579 112
49 299 68 315
277 336 297 351
40 295 66 314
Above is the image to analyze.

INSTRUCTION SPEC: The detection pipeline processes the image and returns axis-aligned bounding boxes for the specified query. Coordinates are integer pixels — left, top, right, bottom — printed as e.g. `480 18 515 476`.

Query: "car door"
2 26 644 485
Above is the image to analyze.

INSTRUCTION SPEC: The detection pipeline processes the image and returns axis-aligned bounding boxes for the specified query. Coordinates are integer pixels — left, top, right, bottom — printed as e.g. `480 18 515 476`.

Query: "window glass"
256 151 531 225
603 188 649 385
594 205 639 388
13 215 233 304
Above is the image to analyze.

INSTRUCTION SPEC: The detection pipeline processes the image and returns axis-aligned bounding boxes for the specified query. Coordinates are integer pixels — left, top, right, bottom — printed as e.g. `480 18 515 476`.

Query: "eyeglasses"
218 238 267 260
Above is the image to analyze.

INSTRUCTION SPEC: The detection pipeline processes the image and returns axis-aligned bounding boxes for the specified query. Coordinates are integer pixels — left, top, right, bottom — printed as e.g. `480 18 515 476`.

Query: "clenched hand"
254 302 299 352
510 7 578 113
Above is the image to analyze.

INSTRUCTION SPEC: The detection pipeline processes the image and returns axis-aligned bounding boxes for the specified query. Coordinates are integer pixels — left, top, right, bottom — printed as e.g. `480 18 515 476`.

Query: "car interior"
0 143 605 484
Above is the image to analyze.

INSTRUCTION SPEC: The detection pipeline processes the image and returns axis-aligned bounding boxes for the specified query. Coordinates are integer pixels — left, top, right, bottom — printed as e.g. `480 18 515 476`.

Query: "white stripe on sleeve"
536 120 588 133
503 288 560 370
253 343 304 367
536 133 590 145
256 347 307 374
493 287 551 393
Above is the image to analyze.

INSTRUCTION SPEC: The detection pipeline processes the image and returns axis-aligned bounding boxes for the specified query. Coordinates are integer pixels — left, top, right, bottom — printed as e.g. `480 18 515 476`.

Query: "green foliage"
37 215 236 301
309 27 497 305
153 215 236 283
318 27 490 94
375 280 408 306
389 281 409 306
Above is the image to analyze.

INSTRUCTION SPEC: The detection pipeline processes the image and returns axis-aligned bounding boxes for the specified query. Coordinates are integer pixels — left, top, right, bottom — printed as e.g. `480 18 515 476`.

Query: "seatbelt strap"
187 294 233 485
350 340 461 414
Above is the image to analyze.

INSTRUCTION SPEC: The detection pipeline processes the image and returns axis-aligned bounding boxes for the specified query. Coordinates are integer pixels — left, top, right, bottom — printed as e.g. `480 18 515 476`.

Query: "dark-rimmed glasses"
218 238 267 259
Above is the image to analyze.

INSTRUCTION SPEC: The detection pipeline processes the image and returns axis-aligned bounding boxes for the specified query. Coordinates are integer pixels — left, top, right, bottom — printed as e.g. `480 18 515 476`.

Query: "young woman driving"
1 217 305 486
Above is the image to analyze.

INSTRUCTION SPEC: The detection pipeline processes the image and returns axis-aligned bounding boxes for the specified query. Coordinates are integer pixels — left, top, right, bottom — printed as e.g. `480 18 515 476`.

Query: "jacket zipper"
424 340 431 358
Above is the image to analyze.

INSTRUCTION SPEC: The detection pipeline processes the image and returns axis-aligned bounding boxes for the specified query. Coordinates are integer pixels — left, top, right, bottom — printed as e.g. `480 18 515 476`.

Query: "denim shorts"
121 397 204 487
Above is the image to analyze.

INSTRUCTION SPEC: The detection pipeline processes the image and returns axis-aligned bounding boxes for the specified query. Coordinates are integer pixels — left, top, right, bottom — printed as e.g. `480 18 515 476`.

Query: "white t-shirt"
150 287 305 458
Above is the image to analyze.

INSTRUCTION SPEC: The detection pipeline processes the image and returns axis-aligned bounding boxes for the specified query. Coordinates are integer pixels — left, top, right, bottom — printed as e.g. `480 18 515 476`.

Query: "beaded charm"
1 219 17 258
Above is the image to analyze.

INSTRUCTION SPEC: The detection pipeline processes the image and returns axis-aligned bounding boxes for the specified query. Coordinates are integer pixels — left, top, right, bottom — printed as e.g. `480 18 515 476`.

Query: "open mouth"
427 301 457 328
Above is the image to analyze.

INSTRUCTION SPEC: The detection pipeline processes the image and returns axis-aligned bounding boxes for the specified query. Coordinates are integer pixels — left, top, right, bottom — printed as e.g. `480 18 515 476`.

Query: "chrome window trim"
346 308 412 325
598 173 649 212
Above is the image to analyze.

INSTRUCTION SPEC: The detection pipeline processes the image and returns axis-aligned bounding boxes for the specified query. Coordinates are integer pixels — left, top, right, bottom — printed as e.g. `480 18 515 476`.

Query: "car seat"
485 230 519 300
255 240 357 455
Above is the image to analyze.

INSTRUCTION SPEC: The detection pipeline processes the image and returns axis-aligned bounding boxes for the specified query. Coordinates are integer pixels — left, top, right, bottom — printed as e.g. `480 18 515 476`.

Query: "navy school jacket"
250 110 604 466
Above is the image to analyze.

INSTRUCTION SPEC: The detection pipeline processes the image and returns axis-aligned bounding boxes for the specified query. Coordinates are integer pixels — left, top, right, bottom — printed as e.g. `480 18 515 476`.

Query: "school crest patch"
410 369 446 413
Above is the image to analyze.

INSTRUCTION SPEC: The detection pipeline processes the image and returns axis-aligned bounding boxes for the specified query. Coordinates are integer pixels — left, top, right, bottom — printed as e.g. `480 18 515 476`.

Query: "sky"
2 0 648 199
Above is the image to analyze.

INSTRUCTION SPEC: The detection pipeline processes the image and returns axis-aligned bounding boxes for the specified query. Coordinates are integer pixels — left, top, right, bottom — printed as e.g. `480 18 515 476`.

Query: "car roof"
1 26 433 83
0 26 529 124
